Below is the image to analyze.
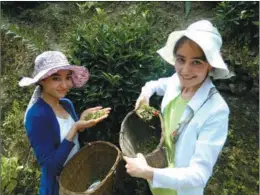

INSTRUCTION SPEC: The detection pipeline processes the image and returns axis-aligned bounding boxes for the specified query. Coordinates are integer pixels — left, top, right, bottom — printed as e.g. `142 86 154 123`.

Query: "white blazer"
141 73 230 195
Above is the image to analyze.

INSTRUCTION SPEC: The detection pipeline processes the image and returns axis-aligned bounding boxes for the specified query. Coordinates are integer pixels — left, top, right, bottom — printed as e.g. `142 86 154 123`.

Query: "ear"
208 65 213 72
38 79 45 86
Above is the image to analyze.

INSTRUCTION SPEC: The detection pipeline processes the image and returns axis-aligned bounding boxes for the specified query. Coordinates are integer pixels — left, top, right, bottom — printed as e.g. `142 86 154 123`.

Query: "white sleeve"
141 76 172 99
151 107 229 189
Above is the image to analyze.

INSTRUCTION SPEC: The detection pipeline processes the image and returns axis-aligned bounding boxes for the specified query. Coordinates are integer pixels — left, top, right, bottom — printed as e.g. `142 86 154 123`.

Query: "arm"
135 76 173 110
151 108 229 189
140 76 172 99
25 115 75 175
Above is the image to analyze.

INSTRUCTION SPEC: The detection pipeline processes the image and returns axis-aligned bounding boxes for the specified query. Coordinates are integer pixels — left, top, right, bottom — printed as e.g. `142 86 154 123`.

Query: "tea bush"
1 22 41 195
213 1 259 80
67 6 173 144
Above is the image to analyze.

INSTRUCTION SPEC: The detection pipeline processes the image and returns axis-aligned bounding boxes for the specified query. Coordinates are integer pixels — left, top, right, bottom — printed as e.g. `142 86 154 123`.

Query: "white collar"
187 76 215 113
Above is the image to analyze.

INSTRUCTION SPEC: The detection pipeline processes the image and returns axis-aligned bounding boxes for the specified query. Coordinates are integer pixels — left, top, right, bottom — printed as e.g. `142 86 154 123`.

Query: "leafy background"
1 2 259 195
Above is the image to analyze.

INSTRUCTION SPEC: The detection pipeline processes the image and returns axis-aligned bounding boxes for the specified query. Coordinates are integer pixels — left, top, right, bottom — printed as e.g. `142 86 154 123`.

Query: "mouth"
57 90 68 94
180 75 196 80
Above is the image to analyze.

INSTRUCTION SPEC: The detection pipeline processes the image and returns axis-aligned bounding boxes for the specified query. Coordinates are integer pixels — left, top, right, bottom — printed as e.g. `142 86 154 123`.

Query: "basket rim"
59 141 121 194
119 110 165 157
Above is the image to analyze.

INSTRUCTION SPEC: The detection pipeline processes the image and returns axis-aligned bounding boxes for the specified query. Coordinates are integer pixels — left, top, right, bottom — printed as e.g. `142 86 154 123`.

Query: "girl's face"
174 40 212 90
40 70 73 100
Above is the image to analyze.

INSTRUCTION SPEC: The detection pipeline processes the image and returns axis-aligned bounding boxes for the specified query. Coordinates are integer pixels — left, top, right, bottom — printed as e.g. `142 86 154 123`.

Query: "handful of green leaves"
136 105 160 122
84 110 105 121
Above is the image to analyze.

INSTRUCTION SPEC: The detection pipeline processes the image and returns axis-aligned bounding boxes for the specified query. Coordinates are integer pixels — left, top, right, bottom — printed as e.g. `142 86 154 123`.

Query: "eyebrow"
176 54 207 61
51 72 72 77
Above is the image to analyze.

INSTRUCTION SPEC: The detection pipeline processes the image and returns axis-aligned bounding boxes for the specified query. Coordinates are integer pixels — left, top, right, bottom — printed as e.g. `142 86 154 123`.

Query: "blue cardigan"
25 97 79 195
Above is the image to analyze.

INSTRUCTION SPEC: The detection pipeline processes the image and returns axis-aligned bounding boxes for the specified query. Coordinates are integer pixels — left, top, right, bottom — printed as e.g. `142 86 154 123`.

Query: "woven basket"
59 141 121 195
119 110 167 168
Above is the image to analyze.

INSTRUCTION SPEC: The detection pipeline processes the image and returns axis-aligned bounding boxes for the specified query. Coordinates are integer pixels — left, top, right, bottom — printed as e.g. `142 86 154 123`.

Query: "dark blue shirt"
25 97 79 195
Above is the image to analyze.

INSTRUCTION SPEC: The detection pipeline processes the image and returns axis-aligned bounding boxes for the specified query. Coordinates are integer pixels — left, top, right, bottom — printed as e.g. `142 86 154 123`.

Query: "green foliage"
1 21 40 194
214 1 259 79
1 99 41 195
67 6 170 143
1 23 48 57
1 2 258 194
1 156 21 194
205 95 259 195
0 27 34 117
214 1 259 46
2 100 28 157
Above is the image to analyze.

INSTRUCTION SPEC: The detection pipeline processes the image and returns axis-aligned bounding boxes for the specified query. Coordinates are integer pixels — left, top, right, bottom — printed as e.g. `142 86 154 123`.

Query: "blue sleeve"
25 115 75 175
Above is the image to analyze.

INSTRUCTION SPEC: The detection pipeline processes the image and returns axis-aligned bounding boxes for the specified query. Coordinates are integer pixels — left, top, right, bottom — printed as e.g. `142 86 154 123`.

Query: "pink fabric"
41 65 89 87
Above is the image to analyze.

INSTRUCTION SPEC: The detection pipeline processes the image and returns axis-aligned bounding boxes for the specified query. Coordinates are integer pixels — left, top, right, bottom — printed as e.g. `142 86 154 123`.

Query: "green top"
150 94 189 195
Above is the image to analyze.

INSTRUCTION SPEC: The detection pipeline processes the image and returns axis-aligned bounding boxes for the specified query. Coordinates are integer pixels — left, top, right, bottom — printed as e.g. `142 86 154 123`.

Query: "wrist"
144 166 154 180
71 123 78 133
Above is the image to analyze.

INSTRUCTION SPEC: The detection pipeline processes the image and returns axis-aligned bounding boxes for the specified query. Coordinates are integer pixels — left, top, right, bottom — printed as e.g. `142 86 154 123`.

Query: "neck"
181 83 202 100
41 93 60 109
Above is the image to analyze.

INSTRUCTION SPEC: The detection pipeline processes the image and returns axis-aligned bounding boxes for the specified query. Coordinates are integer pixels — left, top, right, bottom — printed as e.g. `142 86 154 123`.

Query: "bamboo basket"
119 110 167 168
59 141 121 195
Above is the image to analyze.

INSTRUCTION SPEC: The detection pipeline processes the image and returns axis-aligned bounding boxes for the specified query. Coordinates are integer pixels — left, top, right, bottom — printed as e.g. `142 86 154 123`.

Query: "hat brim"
156 30 231 79
19 65 89 87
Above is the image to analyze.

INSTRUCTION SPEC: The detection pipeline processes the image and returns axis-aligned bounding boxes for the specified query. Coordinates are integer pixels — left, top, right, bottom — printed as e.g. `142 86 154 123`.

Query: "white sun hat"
157 20 233 79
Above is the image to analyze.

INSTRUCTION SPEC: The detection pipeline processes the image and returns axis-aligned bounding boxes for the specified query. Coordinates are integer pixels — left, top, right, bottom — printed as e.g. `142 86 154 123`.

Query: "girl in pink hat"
123 20 232 195
19 51 111 195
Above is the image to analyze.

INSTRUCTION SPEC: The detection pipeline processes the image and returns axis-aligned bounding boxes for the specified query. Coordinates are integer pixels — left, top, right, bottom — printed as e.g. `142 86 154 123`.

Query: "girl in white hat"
19 51 111 195
123 20 231 195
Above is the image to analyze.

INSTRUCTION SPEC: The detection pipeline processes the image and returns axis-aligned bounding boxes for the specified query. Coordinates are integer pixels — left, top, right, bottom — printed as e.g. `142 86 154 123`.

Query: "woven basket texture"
59 141 121 195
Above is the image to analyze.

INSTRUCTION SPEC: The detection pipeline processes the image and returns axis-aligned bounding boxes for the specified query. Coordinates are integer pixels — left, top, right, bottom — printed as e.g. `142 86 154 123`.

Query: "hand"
123 153 154 180
80 106 111 121
74 106 111 132
135 95 149 110
73 115 107 132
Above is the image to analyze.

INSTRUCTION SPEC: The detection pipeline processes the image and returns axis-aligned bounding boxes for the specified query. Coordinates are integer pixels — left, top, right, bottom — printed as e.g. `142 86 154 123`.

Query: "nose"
180 62 190 74
60 80 68 89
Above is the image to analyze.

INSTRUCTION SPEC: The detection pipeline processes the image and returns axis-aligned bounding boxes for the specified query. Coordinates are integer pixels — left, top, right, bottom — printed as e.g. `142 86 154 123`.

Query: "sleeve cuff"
60 138 75 153
151 168 178 189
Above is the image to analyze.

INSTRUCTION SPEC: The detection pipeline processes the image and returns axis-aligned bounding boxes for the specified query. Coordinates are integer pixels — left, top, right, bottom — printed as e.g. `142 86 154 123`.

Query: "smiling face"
40 70 73 100
174 38 212 90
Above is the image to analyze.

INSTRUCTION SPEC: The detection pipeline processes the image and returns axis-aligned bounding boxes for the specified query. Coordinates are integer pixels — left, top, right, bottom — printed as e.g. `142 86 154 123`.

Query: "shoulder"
26 99 51 119
25 98 56 130
209 91 230 114
197 92 230 127
60 98 75 110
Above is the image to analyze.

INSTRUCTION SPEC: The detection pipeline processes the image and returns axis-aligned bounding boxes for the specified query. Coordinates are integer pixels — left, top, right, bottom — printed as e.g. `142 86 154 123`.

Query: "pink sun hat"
19 51 89 87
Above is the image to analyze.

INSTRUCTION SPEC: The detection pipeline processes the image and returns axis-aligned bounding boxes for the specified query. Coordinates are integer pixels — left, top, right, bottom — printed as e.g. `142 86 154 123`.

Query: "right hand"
135 95 149 110
74 113 109 132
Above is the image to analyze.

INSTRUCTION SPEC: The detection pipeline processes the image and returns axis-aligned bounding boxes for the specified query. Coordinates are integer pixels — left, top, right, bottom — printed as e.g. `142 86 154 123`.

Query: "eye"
192 60 202 65
52 76 60 81
176 57 185 64
66 75 72 80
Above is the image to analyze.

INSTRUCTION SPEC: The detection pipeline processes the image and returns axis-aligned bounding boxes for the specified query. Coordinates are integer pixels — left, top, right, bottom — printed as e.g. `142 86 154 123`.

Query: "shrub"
67 6 172 144
1 22 41 195
213 1 259 80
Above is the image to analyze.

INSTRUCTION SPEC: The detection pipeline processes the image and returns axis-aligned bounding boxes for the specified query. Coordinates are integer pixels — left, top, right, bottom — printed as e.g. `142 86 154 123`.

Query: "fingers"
135 100 140 111
136 153 143 158
123 155 130 163
87 106 103 112
101 107 112 114
135 96 149 110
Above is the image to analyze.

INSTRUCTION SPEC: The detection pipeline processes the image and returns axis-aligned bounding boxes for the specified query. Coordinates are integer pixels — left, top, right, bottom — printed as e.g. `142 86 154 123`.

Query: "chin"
55 94 66 99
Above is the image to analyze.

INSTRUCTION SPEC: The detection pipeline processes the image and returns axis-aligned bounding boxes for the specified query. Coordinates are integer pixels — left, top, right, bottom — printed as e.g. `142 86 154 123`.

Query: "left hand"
123 153 154 180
